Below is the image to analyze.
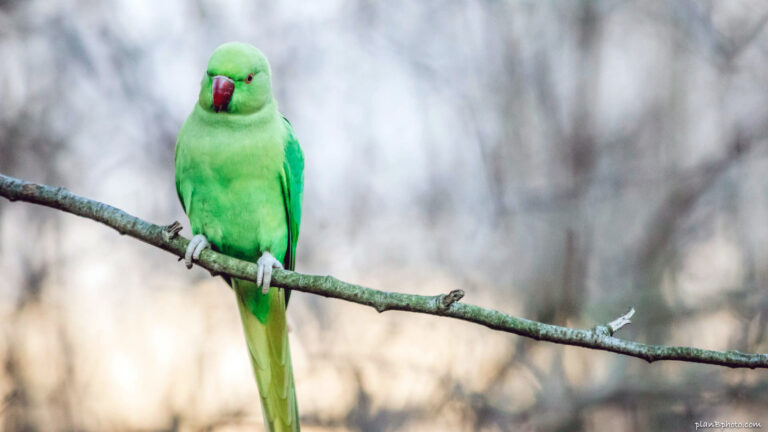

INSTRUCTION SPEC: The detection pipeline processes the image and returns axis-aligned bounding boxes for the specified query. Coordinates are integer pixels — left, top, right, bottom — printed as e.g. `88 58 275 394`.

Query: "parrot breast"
175 104 289 264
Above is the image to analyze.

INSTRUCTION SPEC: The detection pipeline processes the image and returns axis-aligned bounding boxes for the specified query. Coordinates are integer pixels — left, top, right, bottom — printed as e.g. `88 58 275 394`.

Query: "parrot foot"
256 251 283 294
185 234 210 269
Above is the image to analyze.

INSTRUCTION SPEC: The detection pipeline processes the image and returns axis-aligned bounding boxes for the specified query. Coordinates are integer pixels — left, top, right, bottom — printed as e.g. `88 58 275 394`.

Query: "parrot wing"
279 116 304 305
174 135 188 215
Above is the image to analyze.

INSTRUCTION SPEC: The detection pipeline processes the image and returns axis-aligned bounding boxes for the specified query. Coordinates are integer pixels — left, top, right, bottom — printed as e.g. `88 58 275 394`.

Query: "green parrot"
174 42 303 431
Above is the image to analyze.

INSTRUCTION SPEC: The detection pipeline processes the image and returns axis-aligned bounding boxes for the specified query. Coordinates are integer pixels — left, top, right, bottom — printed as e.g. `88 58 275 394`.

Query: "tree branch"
1 173 767 369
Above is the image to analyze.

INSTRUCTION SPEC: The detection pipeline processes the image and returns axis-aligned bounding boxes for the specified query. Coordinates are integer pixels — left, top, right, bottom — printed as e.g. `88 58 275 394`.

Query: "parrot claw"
185 234 210 269
256 251 283 294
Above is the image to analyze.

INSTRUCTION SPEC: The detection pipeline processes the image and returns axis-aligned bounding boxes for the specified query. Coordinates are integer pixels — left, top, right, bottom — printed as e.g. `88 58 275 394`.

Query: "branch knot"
438 289 465 311
162 221 183 242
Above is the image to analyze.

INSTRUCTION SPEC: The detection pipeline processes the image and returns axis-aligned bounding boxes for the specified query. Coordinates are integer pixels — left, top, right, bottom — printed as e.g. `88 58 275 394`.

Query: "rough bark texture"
2 172 767 369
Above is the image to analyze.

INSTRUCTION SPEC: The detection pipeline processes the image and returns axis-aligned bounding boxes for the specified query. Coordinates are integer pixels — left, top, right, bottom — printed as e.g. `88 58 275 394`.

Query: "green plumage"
175 42 303 431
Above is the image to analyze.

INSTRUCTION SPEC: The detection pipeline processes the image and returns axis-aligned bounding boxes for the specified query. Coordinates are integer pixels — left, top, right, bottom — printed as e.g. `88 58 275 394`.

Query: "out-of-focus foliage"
1 0 768 430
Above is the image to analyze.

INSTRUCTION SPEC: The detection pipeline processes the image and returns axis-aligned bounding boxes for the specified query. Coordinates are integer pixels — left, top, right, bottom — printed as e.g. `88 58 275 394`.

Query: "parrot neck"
193 98 280 128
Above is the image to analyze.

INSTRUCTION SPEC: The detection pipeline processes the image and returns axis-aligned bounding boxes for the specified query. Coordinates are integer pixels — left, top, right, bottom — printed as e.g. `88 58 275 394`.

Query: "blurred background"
1 0 768 430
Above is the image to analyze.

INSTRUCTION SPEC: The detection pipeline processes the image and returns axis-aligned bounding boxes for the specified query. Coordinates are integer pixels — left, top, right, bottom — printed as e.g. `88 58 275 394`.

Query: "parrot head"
198 42 273 114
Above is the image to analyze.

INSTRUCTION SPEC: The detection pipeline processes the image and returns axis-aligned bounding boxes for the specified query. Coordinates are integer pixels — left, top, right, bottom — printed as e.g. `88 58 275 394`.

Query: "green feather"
280 116 304 305
174 42 302 431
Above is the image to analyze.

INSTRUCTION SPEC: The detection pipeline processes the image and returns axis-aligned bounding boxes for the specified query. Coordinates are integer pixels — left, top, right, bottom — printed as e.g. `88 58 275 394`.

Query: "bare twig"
1 173 767 369
607 307 635 335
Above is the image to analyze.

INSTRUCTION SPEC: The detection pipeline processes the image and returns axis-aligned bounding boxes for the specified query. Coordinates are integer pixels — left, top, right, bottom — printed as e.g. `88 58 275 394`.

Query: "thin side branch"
1 173 767 369
607 307 636 335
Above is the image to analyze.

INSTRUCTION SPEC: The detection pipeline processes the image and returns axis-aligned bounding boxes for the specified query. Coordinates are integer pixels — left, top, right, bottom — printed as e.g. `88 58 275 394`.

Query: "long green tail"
234 280 299 432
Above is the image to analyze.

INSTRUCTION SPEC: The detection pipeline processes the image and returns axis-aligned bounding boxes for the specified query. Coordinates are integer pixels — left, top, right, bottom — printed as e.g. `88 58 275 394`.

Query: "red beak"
212 75 234 112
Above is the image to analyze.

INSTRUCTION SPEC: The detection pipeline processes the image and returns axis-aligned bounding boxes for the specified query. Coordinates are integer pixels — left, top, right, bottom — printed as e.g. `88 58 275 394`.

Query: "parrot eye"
246 73 254 84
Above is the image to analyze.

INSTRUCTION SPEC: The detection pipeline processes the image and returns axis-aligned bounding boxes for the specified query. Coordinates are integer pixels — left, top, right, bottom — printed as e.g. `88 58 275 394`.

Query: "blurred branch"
670 0 768 68
2 173 768 369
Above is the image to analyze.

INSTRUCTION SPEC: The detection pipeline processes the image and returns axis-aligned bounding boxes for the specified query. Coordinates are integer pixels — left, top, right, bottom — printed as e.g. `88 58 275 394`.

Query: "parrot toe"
256 251 283 294
185 234 210 268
